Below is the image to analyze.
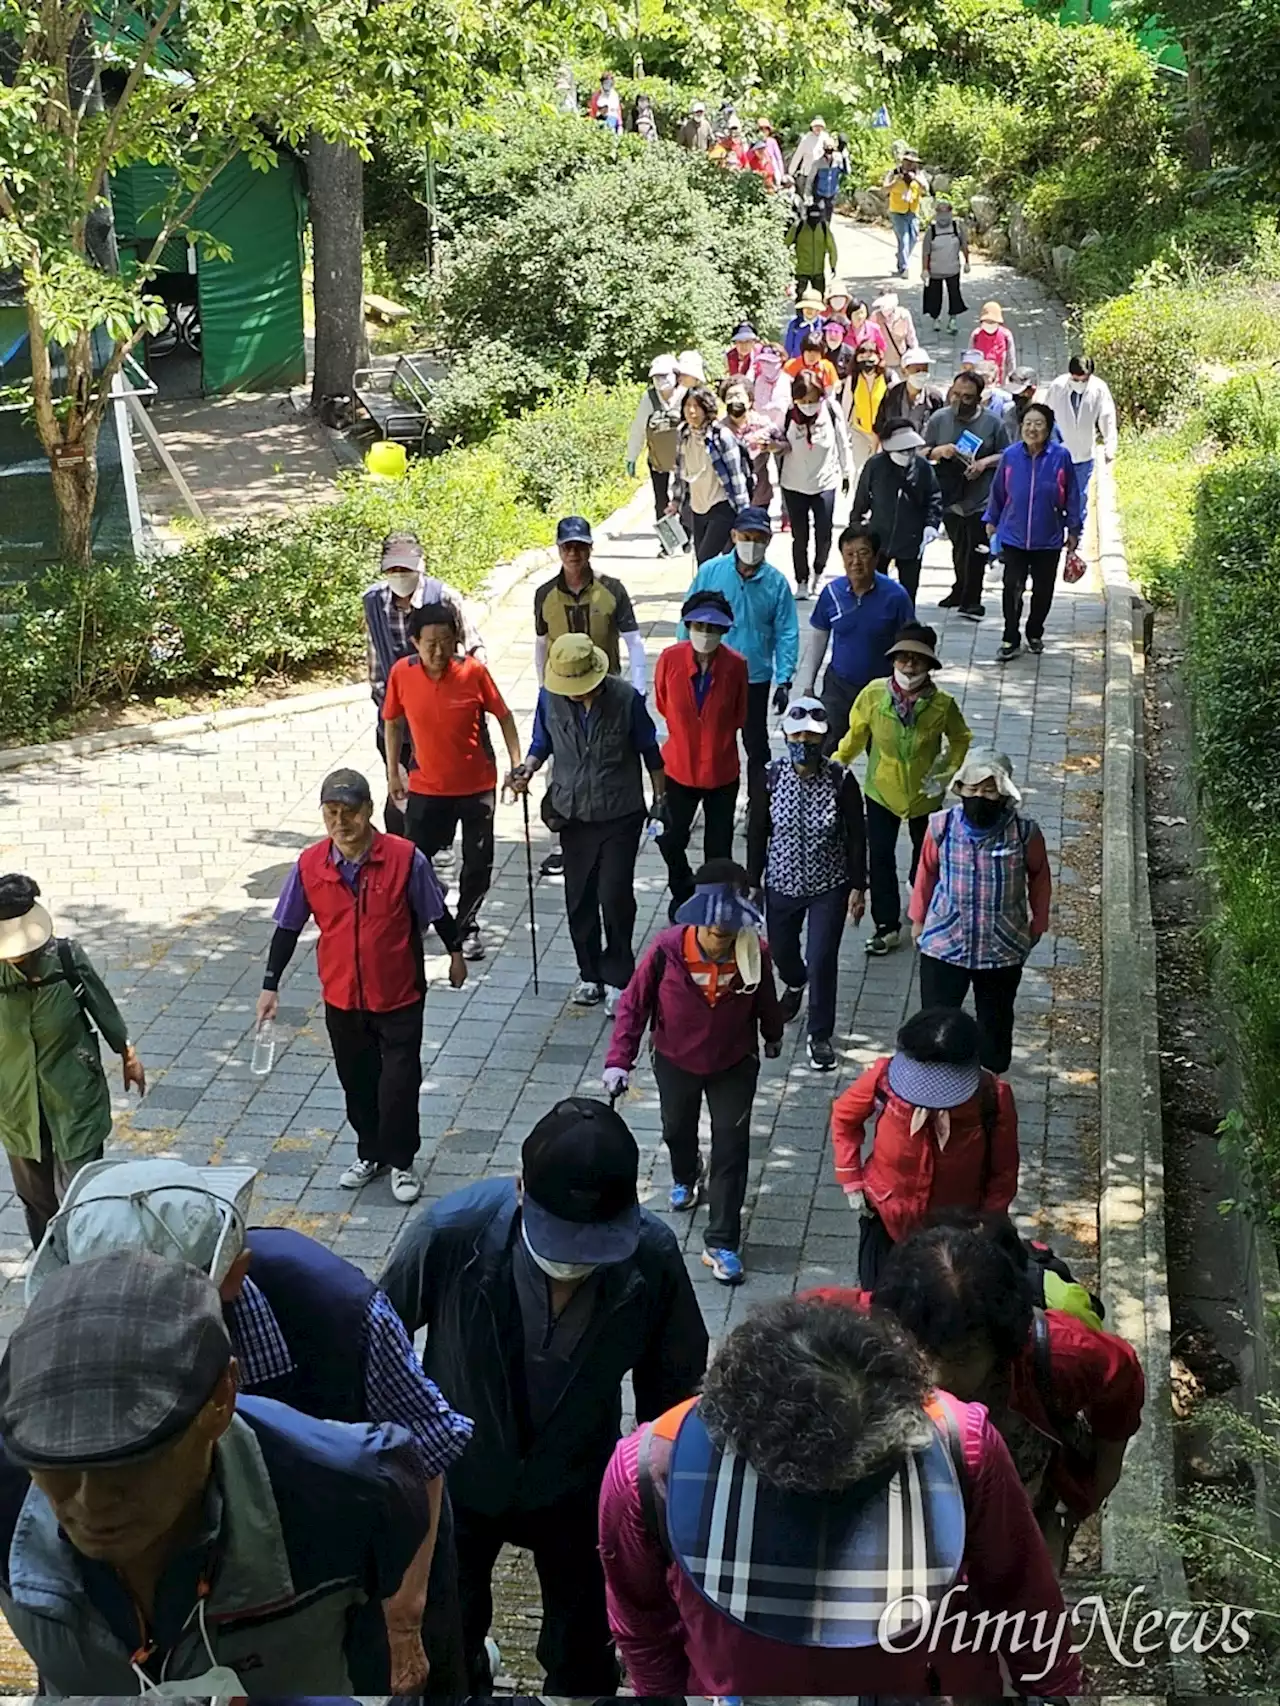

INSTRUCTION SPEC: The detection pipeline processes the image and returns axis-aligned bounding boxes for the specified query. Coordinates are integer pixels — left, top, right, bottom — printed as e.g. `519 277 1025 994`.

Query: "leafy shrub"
1083 289 1198 425
903 82 1026 183
425 340 561 444
1111 422 1205 604
499 383 639 514
1202 371 1280 454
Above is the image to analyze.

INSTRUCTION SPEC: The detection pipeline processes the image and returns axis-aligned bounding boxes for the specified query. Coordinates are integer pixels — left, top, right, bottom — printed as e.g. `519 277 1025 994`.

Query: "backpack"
1030 1307 1098 1477
872 1057 998 1200
1023 1237 1105 1327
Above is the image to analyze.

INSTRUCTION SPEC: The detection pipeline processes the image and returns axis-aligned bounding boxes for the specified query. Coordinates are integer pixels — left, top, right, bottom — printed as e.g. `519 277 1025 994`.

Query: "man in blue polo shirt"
794 523 915 754
0 1250 432 1694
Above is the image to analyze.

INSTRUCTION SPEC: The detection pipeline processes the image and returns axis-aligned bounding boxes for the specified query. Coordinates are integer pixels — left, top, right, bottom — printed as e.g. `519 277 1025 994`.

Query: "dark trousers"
858 1208 895 1290
7 1115 101 1249
561 811 645 987
1002 544 1061 645
324 998 423 1168
795 271 826 295
423 1483 468 1698
376 720 414 838
660 777 739 914
405 788 495 935
744 680 773 785
692 500 735 564
888 555 922 603
653 1050 759 1251
649 466 670 523
923 273 966 318
781 486 836 587
766 884 851 1040
865 796 928 933
453 1488 620 1697
819 665 862 758
944 510 988 608
919 953 1025 1073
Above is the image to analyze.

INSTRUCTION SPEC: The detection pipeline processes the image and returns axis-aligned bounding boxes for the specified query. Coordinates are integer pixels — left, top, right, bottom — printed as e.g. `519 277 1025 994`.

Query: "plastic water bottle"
251 1019 276 1076
645 817 664 842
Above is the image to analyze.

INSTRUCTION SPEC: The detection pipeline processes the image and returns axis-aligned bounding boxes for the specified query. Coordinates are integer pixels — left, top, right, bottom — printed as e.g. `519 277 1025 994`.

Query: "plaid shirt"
229 1278 473 1478
671 420 751 515
917 805 1035 969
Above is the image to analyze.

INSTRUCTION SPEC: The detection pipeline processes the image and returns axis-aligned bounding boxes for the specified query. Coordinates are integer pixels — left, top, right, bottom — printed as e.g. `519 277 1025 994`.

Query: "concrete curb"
0 485 649 774
1096 457 1201 1685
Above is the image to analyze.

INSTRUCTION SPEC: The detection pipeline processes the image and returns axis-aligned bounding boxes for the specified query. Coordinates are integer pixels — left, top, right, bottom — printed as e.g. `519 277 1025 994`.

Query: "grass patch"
1112 421 1206 604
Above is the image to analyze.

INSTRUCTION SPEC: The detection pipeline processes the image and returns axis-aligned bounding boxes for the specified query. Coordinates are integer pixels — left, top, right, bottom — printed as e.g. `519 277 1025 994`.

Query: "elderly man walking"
257 768 465 1203
509 634 666 1016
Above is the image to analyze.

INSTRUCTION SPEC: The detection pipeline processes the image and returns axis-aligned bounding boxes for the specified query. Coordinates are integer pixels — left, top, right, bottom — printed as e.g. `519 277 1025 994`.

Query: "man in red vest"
256 769 465 1204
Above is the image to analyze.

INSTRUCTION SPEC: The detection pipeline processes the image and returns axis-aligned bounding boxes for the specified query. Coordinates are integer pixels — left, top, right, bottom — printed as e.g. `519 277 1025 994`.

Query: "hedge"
0 384 638 744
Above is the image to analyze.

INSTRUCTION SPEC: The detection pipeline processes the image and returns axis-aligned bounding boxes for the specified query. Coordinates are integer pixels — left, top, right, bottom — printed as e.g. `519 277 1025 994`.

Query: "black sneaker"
996 640 1021 662
540 850 564 876
1028 636 1045 654
938 590 962 609
778 984 805 1025
807 1035 837 1071
958 603 985 621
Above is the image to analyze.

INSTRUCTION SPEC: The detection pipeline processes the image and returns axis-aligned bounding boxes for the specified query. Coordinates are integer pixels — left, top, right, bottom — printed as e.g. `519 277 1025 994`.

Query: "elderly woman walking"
910 750 1051 1073
668 385 753 564
921 201 970 336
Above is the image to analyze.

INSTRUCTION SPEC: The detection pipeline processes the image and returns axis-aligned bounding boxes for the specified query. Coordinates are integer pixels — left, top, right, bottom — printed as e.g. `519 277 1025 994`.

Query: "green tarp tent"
112 150 306 394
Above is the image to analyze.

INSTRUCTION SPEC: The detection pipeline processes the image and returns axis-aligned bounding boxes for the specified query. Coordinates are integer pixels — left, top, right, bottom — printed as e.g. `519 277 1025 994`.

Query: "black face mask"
726 399 747 416
955 400 980 420
962 795 1005 830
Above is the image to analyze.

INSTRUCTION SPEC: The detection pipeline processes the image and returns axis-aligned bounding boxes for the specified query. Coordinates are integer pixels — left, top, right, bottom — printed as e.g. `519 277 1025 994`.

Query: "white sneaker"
340 1158 384 1189
604 984 624 1018
462 925 485 961
391 1167 422 1204
572 979 604 1005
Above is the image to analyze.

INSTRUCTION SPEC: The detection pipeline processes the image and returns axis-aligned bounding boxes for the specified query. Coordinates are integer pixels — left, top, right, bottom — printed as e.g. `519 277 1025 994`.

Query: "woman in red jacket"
831 1005 1018 1287
855 1218 1145 1572
654 591 748 918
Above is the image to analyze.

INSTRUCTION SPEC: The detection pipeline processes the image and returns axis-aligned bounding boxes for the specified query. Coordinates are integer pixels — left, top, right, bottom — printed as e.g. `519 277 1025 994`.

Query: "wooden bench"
362 292 412 325
351 353 434 452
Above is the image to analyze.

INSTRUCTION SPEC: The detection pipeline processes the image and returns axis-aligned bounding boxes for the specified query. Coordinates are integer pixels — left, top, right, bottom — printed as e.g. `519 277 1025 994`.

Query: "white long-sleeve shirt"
789 130 827 178
776 399 851 495
1043 375 1118 464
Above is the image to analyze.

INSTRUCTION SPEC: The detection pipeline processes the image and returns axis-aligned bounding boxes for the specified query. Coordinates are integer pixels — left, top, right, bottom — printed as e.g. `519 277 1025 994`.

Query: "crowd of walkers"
0 108 1133 1703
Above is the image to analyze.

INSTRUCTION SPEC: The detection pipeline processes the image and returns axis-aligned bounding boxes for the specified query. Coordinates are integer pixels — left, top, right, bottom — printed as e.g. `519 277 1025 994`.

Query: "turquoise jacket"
678 552 799 687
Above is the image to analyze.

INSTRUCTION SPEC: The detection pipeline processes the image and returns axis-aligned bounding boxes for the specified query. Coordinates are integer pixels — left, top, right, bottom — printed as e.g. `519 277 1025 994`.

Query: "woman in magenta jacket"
984 400 1082 663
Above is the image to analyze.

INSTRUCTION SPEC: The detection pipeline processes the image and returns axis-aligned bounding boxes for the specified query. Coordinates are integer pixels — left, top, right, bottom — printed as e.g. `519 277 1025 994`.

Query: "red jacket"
297 831 420 1013
655 641 747 790
808 1288 1146 1518
831 1056 1018 1243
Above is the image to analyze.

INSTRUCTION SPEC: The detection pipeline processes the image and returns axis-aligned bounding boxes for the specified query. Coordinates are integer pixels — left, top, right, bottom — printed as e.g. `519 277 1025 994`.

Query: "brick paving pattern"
0 220 1104 1358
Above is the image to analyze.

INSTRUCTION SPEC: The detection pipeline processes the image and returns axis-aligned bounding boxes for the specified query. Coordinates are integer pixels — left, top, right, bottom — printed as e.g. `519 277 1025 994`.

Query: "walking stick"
520 789 540 995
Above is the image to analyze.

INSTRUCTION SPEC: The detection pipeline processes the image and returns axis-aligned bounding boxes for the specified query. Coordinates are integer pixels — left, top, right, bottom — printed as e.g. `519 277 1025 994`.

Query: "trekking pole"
519 788 540 995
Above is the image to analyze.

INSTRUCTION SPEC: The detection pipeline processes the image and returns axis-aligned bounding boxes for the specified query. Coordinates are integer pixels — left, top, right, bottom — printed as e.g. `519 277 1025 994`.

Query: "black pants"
649 466 670 524
405 788 495 935
781 486 836 588
691 500 735 564
654 1050 759 1251
376 720 415 838
7 1114 100 1249
919 953 1025 1073
660 777 739 914
324 999 423 1168
795 271 826 295
865 796 928 933
858 1208 895 1290
819 665 861 758
1002 544 1061 645
888 554 922 603
744 679 773 785
923 273 966 318
766 884 850 1040
944 510 988 609
422 1483 467 1697
453 1488 620 1697
561 811 645 987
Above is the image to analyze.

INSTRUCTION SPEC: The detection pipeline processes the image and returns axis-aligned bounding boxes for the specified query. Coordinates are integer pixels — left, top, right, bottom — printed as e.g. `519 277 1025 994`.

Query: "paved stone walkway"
0 220 1104 1359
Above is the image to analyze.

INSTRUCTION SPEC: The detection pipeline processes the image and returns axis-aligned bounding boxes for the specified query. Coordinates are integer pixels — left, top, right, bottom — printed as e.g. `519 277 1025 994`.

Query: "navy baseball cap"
320 768 372 807
556 516 593 546
732 506 772 537
521 1098 641 1266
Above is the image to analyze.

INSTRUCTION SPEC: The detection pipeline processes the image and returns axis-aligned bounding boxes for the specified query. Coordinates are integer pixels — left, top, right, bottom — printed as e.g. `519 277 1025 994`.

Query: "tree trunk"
50 454 99 571
1184 59 1212 172
309 135 368 419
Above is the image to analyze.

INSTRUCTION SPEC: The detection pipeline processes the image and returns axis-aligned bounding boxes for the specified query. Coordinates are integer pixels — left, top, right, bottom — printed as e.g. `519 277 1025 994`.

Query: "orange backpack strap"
636 1398 698 1557
925 1391 969 1497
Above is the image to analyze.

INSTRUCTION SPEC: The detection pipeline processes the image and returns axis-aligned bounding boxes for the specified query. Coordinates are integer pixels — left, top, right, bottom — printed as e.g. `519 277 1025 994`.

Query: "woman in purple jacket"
984 400 1082 663
603 861 783 1287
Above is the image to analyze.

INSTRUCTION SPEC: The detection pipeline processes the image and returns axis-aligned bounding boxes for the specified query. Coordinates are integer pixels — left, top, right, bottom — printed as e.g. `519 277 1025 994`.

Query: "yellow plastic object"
367 439 407 480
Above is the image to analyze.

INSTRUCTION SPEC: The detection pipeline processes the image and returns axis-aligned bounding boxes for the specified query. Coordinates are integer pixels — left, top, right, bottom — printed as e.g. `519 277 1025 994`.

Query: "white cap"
881 424 926 454
649 353 678 377
676 350 706 382
782 695 829 737
900 346 931 370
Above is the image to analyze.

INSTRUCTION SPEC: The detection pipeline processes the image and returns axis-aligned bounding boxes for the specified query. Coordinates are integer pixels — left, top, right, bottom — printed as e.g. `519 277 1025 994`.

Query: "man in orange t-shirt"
383 602 523 962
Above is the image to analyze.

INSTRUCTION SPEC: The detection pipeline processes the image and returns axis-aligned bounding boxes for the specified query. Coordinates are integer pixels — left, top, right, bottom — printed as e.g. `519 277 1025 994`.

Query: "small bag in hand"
1062 551 1087 584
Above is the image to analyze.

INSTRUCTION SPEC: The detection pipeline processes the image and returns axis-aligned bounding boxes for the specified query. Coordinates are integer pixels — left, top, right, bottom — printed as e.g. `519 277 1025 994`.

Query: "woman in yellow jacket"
833 621 971 955
846 336 887 477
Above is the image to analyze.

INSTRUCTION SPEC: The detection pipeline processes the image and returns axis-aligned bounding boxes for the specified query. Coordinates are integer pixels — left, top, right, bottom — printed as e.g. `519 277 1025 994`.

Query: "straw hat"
979 300 1005 323
796 286 825 313
0 875 53 962
544 633 609 697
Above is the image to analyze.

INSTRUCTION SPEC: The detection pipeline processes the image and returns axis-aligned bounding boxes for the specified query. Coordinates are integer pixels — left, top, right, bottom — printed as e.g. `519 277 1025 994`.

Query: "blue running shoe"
702 1247 745 1285
669 1176 700 1211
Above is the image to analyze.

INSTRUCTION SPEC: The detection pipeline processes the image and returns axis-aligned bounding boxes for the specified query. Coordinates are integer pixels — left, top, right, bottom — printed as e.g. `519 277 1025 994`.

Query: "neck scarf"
888 674 936 725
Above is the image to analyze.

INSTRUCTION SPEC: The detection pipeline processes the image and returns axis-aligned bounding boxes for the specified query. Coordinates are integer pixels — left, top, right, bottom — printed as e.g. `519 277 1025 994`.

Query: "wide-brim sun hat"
887 1048 982 1111
950 749 1023 806
881 425 926 454
544 633 609 697
27 1157 260 1304
649 353 678 377
0 874 53 962
980 300 1005 323
674 882 765 933
676 350 706 381
887 634 942 670
796 286 825 312
664 1401 965 1648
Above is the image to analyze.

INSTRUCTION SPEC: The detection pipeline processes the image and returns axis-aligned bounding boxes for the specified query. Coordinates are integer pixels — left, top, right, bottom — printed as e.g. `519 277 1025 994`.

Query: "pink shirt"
599 1397 1082 1696
972 322 1017 385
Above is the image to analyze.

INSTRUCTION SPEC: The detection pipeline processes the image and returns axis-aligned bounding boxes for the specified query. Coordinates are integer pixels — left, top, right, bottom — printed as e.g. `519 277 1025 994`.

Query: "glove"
764 1038 782 1059
772 681 792 715
844 1189 866 1216
647 795 670 827
603 1067 630 1097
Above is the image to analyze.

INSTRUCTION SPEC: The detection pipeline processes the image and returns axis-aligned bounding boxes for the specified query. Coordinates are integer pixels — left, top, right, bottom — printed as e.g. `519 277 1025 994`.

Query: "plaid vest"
918 805 1035 969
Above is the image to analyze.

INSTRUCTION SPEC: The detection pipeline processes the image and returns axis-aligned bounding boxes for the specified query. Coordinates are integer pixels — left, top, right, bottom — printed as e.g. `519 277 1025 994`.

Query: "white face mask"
1071 376 1089 390
736 540 768 566
384 571 419 598
980 319 998 333
904 372 927 391
894 664 928 691
690 628 723 654
521 1220 597 1283
653 374 675 398
889 449 914 467
796 402 820 418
